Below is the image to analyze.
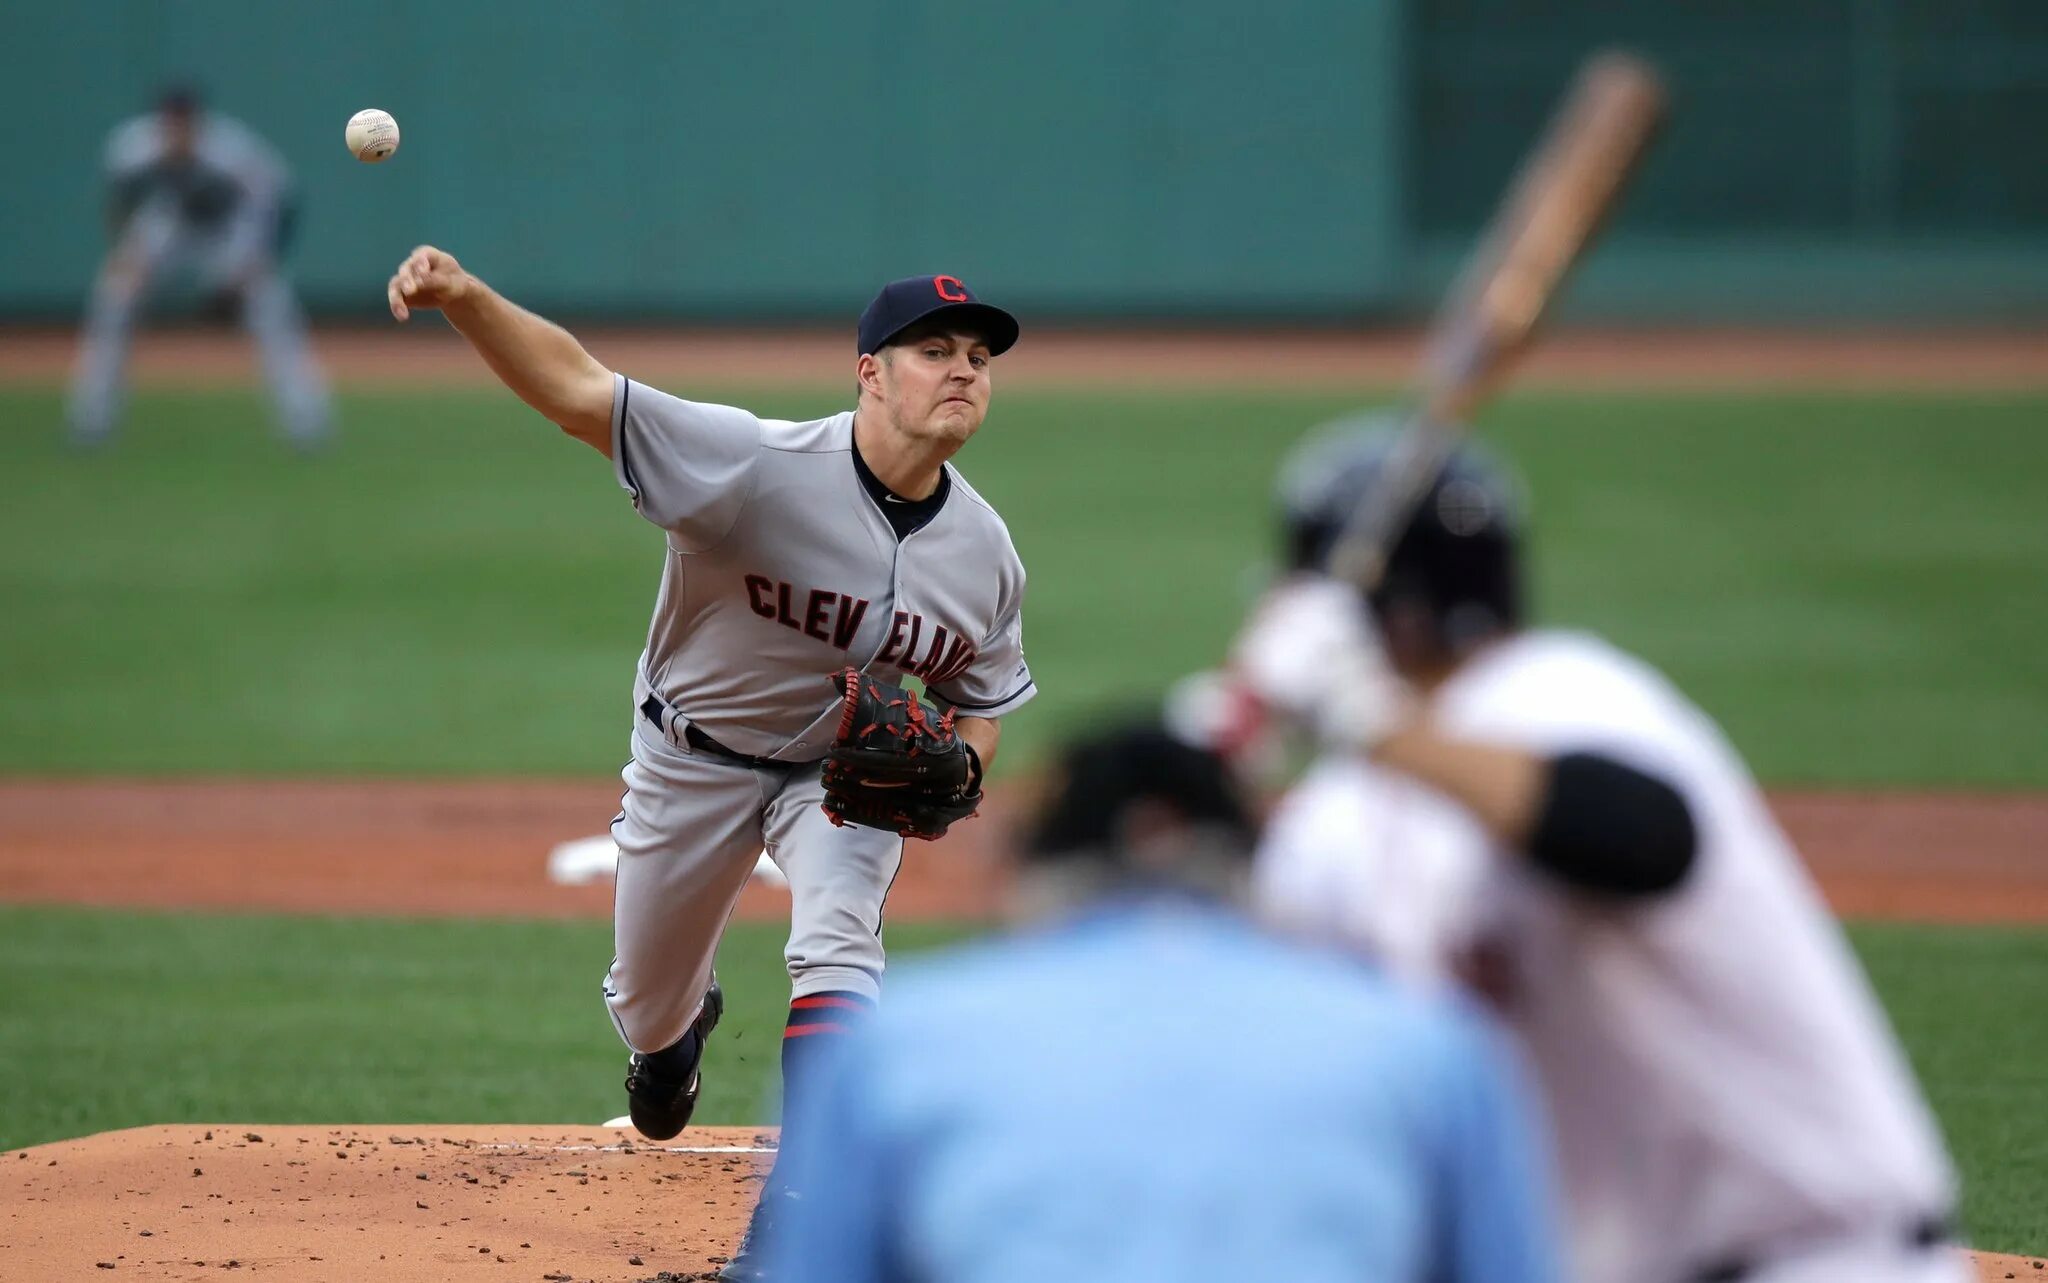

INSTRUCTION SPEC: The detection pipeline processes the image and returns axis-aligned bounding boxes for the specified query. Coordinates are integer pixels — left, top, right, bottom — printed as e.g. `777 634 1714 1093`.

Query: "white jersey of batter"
1257 630 1960 1283
612 374 1035 755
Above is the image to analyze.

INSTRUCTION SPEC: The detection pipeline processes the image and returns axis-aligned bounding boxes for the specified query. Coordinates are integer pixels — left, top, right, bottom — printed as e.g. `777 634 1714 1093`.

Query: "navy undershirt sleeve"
1526 752 1699 896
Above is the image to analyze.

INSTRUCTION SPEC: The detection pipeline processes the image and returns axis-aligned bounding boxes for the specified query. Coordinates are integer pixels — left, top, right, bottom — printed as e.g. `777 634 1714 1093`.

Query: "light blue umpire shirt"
763 894 1564 1283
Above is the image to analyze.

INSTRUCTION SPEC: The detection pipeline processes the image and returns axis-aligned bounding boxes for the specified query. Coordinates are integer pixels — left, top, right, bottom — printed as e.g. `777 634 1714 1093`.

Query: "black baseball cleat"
624 982 725 1141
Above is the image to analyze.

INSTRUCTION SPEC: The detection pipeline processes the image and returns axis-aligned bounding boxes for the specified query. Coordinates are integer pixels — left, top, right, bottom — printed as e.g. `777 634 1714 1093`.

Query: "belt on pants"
638 694 788 771
1689 1214 1950 1282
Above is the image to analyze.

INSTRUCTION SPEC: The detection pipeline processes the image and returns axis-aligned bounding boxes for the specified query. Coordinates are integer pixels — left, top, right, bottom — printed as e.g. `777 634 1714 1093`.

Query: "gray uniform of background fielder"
604 374 1034 1057
70 106 331 446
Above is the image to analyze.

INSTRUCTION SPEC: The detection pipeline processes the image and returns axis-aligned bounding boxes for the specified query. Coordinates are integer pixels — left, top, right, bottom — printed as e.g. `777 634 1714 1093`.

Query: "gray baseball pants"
603 699 904 1056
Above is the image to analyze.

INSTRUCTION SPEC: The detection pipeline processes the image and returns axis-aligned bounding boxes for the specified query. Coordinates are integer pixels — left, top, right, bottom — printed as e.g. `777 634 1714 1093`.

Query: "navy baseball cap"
858 275 1020 357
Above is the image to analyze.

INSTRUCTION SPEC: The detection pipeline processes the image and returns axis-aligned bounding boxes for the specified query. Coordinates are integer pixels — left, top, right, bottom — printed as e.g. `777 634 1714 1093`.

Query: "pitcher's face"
871 327 993 447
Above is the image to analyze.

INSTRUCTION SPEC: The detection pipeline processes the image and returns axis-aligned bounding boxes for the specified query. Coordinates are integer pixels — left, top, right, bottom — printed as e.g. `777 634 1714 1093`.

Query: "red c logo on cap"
933 275 969 302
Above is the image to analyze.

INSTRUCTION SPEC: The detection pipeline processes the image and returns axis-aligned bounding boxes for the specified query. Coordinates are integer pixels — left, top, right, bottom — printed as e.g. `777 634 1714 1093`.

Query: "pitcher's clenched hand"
387 245 473 321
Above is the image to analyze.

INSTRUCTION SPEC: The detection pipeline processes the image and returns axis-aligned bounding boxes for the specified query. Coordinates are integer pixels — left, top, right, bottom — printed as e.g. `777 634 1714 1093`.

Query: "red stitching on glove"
832 667 863 742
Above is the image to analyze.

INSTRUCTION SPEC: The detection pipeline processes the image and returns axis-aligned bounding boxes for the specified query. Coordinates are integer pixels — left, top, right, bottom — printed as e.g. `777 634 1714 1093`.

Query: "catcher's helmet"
1276 414 1526 658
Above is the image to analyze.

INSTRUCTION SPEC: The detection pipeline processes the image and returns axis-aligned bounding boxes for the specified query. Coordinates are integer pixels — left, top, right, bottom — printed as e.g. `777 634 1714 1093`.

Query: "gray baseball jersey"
611 374 1034 758
602 373 1035 1058
104 110 289 239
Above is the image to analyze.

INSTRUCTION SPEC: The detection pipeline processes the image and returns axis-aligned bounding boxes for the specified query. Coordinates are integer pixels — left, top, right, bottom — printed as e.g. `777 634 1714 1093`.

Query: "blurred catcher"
1249 424 1967 1283
68 86 331 450
760 719 1565 1283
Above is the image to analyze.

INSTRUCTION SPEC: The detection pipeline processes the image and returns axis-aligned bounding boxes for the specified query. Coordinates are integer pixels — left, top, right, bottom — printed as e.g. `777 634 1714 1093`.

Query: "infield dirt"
1 779 2044 927
3 324 2047 392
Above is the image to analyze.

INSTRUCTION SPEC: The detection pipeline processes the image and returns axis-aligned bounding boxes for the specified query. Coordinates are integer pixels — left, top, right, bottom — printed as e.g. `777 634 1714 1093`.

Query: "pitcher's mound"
1 1124 773 1282
4 1124 2034 1282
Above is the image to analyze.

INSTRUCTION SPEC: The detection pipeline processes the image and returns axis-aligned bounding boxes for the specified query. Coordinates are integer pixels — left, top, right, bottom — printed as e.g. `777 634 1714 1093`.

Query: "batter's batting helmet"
1276 415 1526 658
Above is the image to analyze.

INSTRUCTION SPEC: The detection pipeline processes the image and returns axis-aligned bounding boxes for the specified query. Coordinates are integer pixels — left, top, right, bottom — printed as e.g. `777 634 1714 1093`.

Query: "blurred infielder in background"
1249 424 1965 1283
70 86 331 449
765 721 1564 1283
385 250 1034 1281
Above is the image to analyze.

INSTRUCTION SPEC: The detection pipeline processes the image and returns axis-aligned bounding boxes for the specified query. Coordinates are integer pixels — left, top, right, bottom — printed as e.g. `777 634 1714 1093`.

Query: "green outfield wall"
3 0 2043 322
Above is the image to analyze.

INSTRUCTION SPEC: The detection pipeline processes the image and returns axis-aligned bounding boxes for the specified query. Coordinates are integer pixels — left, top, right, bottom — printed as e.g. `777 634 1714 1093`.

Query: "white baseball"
345 109 400 163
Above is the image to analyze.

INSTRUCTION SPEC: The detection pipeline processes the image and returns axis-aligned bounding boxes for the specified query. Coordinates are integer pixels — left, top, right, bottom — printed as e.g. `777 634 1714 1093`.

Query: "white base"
547 834 788 889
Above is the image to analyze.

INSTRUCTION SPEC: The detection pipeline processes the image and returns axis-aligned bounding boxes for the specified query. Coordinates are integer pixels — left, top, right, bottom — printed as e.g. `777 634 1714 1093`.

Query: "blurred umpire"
758 720 1564 1283
68 86 331 449
1253 424 1966 1283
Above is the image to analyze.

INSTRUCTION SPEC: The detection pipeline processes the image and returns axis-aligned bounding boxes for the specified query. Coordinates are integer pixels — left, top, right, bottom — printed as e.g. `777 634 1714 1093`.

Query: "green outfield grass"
0 385 2044 783
0 906 2040 1252
0 905 970 1150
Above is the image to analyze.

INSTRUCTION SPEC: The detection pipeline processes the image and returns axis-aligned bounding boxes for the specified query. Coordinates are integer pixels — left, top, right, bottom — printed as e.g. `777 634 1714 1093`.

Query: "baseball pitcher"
386 253 1035 1282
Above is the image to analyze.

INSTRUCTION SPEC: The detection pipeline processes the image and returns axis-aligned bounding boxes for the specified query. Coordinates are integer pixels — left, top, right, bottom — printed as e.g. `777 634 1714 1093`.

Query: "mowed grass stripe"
0 386 2043 782
0 906 973 1147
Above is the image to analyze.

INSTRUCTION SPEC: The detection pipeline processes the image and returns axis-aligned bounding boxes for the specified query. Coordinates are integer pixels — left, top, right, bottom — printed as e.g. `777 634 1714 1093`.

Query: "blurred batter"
1249 423 1965 1283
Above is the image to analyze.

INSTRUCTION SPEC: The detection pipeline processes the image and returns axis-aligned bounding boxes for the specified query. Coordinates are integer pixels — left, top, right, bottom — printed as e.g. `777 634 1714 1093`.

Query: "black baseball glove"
820 668 983 840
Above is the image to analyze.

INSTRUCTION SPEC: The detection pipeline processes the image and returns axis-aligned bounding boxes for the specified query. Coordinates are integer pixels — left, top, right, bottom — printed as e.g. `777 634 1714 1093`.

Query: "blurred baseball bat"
1329 51 1667 589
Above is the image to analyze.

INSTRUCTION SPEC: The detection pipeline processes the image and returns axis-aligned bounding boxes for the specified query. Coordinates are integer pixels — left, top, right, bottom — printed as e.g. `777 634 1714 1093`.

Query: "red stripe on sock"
790 996 867 1012
784 1023 851 1039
